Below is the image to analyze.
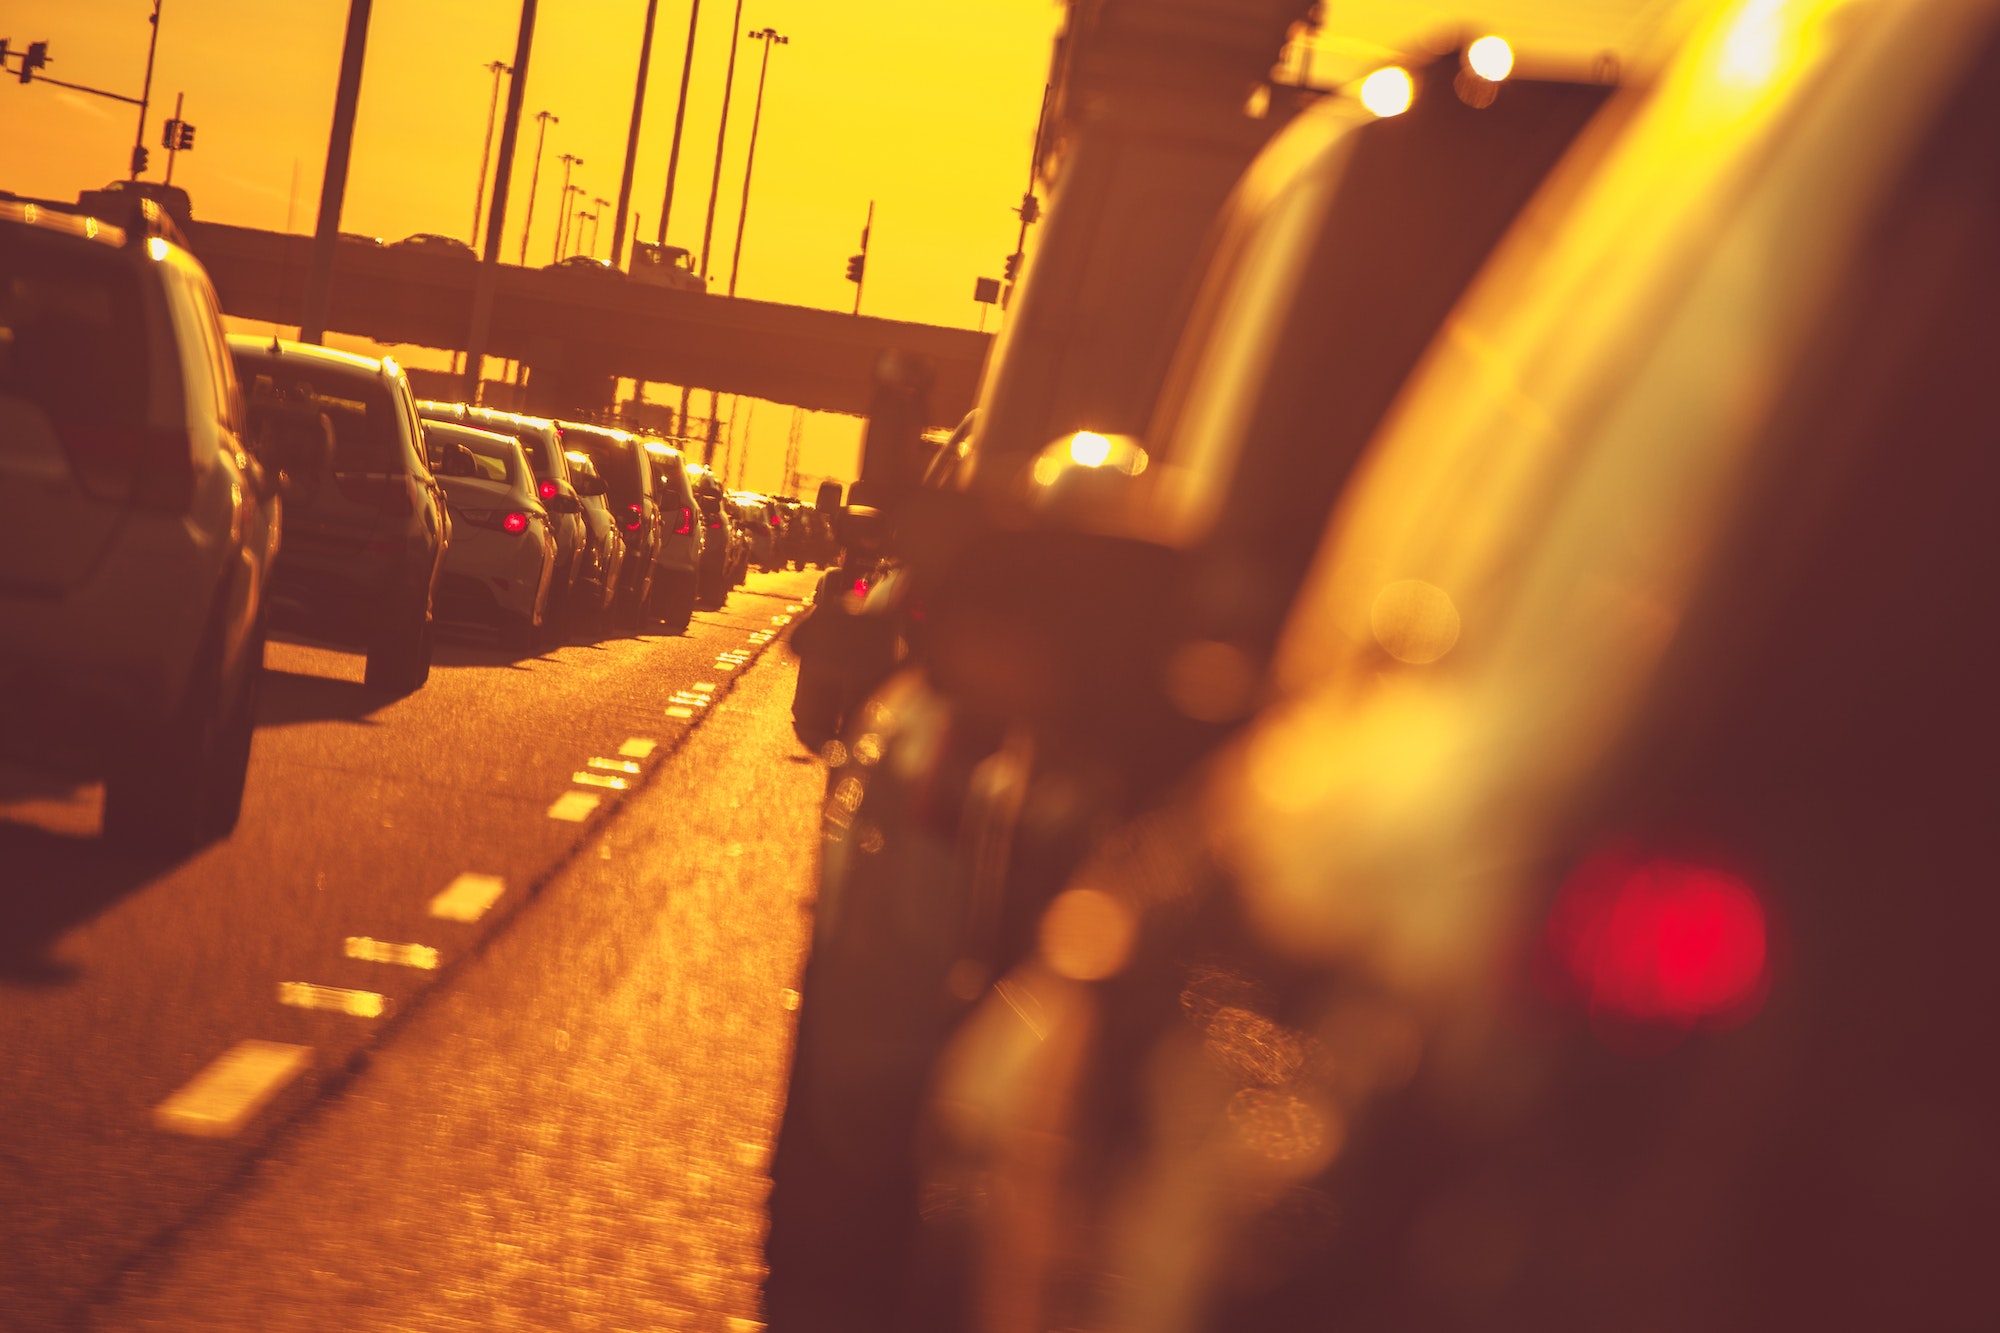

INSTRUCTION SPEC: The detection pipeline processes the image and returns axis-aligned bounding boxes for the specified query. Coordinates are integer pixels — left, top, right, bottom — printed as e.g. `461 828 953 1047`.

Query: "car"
688 464 744 607
558 422 660 632
543 255 622 277
75 179 194 232
638 439 703 633
731 492 777 570
763 46 1616 1330
562 447 625 618
936 0 2000 1327
1 199 278 851
230 335 448 696
628 240 705 291
418 403 589 633
427 420 556 650
389 232 476 259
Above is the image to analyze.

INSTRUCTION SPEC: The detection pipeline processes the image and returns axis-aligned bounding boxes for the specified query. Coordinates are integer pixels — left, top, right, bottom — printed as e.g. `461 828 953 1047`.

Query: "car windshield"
237 358 402 473
0 237 148 433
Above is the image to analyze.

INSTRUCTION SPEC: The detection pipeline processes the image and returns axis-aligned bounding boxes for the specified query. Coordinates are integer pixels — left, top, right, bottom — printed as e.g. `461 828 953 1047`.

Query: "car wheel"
365 601 432 695
103 614 261 854
657 573 696 635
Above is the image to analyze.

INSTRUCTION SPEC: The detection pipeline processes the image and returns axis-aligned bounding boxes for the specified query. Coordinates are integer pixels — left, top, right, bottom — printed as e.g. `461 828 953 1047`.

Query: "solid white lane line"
572 771 629 791
429 872 506 922
277 982 386 1018
618 737 658 760
548 791 600 822
344 937 441 970
587 757 643 775
154 1041 312 1138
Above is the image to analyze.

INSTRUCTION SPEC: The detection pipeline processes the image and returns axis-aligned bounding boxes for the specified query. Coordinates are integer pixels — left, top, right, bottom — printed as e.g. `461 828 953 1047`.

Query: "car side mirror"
544 491 582 514
575 472 607 497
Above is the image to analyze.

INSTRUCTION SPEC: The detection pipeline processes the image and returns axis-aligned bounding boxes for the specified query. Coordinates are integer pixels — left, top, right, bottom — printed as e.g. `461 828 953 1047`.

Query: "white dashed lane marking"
617 737 658 760
429 872 506 922
344 937 441 970
587 757 642 775
572 770 629 791
278 982 386 1018
547 791 601 822
153 1041 312 1139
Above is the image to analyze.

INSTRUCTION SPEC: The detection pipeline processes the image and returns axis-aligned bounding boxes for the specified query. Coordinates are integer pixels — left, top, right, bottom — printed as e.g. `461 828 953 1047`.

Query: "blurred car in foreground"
231 335 447 696
1 200 278 851
428 421 556 650
932 1 2000 1328
764 43 1617 1332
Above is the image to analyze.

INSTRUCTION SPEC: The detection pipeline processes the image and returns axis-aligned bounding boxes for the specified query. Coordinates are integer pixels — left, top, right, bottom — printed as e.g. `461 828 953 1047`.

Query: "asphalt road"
0 568 824 1331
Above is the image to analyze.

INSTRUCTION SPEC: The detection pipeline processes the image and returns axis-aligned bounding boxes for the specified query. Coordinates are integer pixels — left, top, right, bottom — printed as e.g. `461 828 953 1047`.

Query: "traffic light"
1003 251 1022 282
1017 192 1040 225
19 40 48 84
130 144 149 176
845 253 865 284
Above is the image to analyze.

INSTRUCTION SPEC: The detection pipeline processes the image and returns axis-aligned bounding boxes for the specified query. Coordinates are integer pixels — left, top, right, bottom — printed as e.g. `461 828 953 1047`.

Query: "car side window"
158 264 223 448
390 374 433 481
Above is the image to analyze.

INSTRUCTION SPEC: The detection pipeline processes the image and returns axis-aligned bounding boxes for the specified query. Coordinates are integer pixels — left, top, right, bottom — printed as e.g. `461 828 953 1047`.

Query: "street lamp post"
462 0 540 402
655 0 702 245
726 27 786 299
572 213 595 259
696 0 747 281
553 153 583 261
470 58 512 248
517 109 558 266
610 0 660 268
590 198 610 258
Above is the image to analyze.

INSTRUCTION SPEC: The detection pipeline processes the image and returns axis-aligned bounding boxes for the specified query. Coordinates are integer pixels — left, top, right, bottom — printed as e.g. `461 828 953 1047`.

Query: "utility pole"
697 0 747 281
610 0 660 268
130 0 162 178
846 199 873 316
553 152 582 261
300 0 374 345
656 0 702 246
1002 82 1051 309
463 0 539 402
726 27 786 299
517 109 558 266
470 59 511 248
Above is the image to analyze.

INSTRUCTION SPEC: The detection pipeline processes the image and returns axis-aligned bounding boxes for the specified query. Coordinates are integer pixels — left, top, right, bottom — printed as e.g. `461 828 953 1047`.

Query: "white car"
0 199 280 850
427 421 556 652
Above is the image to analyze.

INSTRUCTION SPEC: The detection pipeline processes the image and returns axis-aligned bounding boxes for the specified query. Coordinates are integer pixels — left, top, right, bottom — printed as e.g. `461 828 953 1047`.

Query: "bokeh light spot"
1359 66 1415 118
1068 430 1113 467
1370 580 1461 664
1039 887 1136 981
1467 36 1515 82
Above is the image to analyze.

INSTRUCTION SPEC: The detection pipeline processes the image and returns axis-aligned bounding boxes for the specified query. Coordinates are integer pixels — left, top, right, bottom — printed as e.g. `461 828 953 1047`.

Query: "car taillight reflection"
675 506 693 535
503 511 530 534
624 501 644 532
1540 848 1770 1033
539 479 559 501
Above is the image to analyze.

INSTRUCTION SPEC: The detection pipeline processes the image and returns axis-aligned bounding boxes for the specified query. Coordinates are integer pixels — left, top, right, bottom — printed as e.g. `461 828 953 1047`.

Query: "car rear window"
0 237 149 432
236 357 402 474
563 430 642 505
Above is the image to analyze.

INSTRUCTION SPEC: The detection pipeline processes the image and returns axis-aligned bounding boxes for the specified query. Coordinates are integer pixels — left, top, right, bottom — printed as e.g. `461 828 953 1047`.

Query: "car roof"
0 199 130 249
228 334 386 378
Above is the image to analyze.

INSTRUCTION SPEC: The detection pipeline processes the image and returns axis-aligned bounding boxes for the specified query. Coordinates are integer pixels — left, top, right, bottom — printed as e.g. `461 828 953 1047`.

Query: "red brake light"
624 501 643 532
853 578 869 597
503 511 530 534
539 479 559 501
675 505 693 536
1541 849 1770 1032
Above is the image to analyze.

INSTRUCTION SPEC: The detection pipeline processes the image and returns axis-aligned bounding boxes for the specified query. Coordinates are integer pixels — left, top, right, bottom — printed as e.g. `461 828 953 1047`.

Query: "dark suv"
229 337 447 694
557 421 657 631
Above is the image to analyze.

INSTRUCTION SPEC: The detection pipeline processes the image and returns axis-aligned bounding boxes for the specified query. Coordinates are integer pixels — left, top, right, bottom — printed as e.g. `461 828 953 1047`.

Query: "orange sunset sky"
2 1 1671 491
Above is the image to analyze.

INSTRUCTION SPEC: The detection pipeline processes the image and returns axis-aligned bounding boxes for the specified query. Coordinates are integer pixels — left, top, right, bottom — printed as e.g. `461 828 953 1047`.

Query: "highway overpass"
183 221 991 427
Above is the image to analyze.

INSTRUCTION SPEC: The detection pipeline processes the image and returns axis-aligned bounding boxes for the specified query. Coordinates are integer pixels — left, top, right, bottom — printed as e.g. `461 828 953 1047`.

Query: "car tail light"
503 511 530 534
1539 847 1771 1033
60 423 195 510
624 501 644 532
539 479 559 501
853 577 870 597
675 506 693 536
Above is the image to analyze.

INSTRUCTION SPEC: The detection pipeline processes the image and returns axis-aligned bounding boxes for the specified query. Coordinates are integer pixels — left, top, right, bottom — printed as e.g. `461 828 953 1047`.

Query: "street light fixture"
557 182 583 259
726 27 786 299
590 197 610 258
470 58 512 248
517 108 558 266
553 152 583 261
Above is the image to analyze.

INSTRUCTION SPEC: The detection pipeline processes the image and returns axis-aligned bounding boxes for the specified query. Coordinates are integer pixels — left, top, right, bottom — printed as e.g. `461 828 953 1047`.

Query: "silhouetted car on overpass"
231 336 448 697
390 233 475 259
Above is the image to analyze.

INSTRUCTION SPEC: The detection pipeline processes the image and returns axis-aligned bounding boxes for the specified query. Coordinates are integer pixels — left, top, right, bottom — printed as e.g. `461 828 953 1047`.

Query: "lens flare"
1359 66 1415 118
1068 430 1113 467
1467 36 1514 82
